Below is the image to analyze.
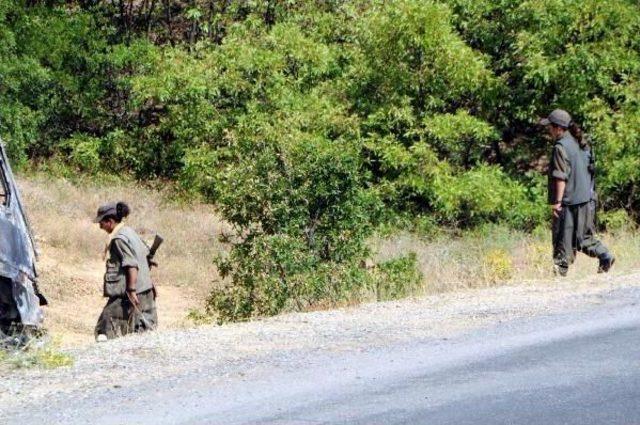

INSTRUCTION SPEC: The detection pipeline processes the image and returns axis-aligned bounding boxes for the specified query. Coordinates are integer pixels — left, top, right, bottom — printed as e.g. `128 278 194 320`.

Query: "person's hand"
551 202 563 219
127 290 140 307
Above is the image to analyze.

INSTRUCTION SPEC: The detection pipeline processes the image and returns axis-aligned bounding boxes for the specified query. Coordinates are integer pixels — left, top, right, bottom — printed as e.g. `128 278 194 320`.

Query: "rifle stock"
147 234 164 268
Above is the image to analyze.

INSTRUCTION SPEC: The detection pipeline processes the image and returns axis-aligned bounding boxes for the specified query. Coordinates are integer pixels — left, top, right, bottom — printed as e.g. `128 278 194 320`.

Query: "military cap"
539 109 572 128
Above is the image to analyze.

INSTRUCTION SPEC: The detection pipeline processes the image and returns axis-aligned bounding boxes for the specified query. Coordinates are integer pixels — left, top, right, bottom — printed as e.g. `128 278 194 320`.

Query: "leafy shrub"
372 253 423 301
423 111 499 168
179 146 219 200
600 209 635 234
4 0 639 228
60 134 102 173
351 0 494 117
209 234 376 323
206 118 381 320
433 165 546 228
192 26 382 320
447 0 640 214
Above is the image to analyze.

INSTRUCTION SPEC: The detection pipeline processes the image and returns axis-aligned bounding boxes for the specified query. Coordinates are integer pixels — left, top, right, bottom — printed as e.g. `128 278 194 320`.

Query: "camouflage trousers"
552 200 610 274
95 289 157 339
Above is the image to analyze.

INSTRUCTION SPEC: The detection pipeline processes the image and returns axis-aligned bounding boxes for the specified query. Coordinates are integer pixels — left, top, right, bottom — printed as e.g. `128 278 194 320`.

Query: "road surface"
185 289 640 425
4 285 640 424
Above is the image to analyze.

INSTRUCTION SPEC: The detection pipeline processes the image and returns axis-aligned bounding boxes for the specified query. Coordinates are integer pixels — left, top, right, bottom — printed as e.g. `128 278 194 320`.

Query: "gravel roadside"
1 271 636 419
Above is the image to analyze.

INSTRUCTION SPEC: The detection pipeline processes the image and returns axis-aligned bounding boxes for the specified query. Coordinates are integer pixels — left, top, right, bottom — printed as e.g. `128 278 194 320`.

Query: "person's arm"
550 145 569 218
113 238 141 306
125 267 140 306
552 179 566 218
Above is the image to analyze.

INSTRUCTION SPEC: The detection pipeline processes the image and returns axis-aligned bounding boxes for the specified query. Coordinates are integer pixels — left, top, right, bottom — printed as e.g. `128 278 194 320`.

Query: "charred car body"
0 140 46 337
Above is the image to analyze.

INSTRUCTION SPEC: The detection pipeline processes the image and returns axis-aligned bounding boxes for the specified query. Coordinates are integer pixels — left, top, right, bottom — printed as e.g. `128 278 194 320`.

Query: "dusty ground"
37 244 202 347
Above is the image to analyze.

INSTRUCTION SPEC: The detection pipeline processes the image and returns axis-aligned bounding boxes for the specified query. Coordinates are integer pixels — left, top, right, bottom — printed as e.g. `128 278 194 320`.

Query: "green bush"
205 92 382 321
179 146 219 200
60 134 102 173
600 209 635 233
447 0 640 214
209 234 375 323
372 253 423 301
0 2 157 169
4 0 639 226
433 165 546 228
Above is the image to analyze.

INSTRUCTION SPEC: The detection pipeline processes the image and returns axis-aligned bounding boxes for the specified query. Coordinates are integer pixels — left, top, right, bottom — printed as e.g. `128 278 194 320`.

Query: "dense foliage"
2 0 639 320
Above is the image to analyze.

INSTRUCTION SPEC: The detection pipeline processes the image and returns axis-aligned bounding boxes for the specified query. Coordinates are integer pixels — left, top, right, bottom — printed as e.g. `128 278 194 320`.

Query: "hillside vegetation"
2 1 639 321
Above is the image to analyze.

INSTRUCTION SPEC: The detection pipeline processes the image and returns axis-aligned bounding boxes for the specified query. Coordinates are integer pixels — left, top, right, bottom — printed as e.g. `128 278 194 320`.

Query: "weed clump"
482 249 513 284
1 332 73 370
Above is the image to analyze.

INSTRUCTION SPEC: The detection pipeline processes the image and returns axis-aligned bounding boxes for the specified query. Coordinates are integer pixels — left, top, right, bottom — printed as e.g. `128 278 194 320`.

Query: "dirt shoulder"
1 269 637 416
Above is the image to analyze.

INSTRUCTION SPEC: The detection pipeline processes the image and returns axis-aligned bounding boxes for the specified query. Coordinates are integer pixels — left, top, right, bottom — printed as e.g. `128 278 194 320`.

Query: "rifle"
586 136 599 227
146 234 164 268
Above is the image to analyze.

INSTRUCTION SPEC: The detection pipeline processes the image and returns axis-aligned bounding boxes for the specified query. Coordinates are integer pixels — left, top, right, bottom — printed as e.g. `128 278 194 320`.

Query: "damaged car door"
0 140 46 335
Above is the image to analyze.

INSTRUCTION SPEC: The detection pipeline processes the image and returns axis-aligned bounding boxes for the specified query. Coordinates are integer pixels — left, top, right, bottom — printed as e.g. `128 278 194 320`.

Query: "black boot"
598 254 615 273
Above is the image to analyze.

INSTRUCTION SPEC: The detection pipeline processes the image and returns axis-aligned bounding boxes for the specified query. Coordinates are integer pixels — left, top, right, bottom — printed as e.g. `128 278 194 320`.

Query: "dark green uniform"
549 132 611 275
95 226 158 339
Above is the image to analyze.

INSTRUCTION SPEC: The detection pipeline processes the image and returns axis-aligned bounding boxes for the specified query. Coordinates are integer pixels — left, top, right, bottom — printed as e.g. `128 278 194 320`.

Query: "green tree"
447 0 640 215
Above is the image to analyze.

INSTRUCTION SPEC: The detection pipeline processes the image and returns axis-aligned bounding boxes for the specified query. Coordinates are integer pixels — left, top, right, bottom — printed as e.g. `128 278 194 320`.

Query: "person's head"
539 109 587 147
540 109 571 140
93 202 130 234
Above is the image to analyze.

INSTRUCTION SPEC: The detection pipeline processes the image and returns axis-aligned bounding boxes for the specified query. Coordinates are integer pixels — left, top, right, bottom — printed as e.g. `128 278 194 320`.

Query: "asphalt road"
6 286 640 425
180 296 640 425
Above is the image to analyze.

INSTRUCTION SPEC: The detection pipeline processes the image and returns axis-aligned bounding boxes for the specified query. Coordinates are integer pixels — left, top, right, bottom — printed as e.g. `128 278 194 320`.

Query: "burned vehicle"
0 140 46 339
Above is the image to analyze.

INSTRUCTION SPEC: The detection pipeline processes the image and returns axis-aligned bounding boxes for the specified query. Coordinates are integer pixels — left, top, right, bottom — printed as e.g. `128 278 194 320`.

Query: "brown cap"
539 109 572 128
93 202 117 223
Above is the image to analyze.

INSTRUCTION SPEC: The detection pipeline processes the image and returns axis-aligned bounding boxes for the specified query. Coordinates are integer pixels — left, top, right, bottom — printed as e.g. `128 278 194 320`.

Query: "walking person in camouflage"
541 109 615 277
94 202 157 341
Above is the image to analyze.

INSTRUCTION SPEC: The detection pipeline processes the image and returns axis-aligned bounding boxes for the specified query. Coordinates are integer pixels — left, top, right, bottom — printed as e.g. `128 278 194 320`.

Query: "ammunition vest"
556 133 592 205
103 226 153 297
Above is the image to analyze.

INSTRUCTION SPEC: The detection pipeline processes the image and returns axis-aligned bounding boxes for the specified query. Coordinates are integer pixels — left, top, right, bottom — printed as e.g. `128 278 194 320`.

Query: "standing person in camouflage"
541 109 615 277
93 202 157 341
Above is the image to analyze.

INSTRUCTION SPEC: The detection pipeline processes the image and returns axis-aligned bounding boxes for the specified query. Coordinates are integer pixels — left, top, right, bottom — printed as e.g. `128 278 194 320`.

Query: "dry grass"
18 174 229 346
373 225 640 295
